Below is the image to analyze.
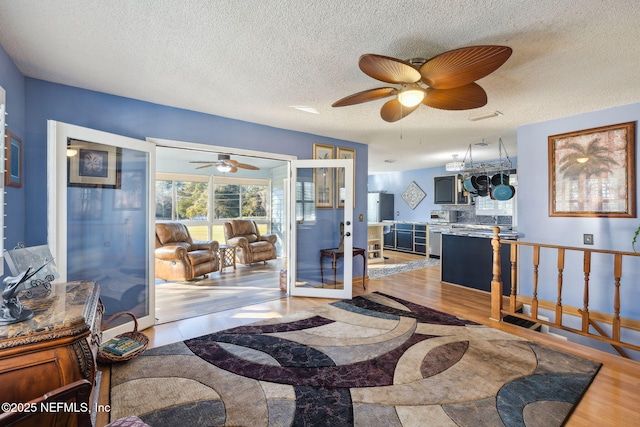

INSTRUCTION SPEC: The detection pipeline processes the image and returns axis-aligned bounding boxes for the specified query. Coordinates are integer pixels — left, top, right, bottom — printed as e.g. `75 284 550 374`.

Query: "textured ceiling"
1 0 639 173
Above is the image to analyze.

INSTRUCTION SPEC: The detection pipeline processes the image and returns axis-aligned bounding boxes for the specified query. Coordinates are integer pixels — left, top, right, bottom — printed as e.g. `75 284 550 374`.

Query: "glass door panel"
289 159 353 299
48 121 155 336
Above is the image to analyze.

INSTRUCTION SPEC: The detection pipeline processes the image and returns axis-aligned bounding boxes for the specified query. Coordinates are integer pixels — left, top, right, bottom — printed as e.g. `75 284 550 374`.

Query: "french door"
47 121 156 338
289 159 354 299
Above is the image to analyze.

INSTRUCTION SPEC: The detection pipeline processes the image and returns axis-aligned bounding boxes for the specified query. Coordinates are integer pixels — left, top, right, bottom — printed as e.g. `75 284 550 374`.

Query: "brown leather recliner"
155 222 219 281
223 220 277 265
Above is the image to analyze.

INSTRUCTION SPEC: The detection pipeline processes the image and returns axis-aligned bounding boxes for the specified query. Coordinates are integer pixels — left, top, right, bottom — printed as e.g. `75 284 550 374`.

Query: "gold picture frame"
68 138 121 188
313 143 334 208
336 147 355 208
548 121 635 217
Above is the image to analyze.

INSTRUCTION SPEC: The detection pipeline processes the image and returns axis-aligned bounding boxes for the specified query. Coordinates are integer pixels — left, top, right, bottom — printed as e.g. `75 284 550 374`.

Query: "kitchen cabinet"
441 233 511 294
414 225 427 255
395 224 413 251
434 174 470 205
382 222 428 255
434 175 456 204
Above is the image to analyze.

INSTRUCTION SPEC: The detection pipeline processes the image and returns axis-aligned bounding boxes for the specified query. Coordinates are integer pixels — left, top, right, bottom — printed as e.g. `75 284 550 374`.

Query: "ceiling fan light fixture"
397 86 425 107
216 163 233 173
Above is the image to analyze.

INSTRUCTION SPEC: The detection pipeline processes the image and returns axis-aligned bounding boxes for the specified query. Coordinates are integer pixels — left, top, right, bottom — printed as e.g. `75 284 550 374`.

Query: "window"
155 174 270 242
213 182 268 220
296 181 315 222
155 176 209 221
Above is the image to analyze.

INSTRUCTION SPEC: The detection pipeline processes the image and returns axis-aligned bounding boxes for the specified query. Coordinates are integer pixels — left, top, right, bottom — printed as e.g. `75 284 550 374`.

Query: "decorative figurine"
0 261 52 325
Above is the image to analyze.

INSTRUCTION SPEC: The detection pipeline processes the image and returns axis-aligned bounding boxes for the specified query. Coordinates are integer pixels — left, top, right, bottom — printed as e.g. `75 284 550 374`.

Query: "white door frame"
288 159 354 299
47 121 156 337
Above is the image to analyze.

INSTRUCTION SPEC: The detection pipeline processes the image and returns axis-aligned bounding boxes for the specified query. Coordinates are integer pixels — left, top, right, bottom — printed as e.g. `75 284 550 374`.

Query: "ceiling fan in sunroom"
332 45 512 122
190 154 260 173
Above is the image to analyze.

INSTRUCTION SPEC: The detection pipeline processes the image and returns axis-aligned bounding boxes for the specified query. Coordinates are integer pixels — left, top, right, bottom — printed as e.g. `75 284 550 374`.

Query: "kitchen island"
440 226 516 295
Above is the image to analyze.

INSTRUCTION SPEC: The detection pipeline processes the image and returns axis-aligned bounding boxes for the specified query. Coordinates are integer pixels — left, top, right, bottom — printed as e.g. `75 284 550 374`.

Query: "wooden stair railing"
490 226 640 356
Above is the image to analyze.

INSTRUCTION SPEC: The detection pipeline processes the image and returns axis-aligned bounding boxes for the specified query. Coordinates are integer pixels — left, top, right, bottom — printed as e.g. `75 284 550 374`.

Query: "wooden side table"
319 247 367 289
219 244 237 272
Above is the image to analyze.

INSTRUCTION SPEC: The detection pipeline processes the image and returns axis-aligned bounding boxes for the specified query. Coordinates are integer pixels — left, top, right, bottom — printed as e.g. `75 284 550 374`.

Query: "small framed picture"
68 138 121 188
5 131 22 188
336 147 355 208
313 143 334 208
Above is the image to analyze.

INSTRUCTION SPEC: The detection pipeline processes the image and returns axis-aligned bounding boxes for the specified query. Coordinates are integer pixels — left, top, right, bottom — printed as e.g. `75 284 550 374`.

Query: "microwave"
430 210 456 223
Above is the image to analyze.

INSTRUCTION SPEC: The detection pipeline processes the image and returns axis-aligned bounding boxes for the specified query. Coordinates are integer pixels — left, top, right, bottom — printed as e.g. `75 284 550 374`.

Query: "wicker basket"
97 311 149 364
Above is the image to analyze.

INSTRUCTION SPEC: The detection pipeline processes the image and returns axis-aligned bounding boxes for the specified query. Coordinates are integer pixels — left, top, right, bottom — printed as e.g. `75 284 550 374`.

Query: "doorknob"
345 232 351 237
346 221 351 225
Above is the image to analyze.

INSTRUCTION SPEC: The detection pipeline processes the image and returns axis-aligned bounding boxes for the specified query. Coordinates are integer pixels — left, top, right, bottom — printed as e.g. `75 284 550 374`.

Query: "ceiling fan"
190 154 260 173
332 45 512 122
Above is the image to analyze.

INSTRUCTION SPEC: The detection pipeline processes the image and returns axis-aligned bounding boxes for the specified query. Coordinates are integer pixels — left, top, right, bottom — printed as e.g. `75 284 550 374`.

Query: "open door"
48 121 155 338
289 159 354 299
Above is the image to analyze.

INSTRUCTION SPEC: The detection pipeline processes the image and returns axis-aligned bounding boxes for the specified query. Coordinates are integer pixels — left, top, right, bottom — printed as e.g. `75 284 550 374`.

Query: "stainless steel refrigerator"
367 192 394 222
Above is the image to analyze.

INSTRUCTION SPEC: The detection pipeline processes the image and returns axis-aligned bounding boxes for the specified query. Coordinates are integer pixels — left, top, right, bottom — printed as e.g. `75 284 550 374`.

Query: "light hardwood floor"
98 251 640 426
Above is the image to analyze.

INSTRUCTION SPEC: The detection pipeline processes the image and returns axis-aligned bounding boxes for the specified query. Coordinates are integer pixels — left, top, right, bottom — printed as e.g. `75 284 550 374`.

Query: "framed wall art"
68 138 121 188
402 181 426 210
336 147 355 208
548 121 635 217
5 131 22 188
313 143 334 208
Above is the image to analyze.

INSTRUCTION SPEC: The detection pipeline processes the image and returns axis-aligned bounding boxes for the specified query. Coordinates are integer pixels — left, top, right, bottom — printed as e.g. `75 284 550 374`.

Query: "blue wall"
368 166 449 222
518 103 640 250
517 103 640 357
0 44 26 252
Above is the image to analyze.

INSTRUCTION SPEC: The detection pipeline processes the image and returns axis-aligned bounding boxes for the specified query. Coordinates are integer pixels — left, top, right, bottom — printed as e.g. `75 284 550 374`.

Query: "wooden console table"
0 281 103 426
319 247 367 289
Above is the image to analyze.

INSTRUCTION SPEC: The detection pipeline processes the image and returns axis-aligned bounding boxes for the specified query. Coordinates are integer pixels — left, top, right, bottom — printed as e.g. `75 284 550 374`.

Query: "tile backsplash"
441 205 512 226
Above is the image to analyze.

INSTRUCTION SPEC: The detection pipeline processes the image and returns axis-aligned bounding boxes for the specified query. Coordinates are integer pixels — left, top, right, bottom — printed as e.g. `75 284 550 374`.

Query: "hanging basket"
97 311 149 364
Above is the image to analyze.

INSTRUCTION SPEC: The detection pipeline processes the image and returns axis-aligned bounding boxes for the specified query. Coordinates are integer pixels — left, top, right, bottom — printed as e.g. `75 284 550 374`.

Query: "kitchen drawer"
395 223 413 231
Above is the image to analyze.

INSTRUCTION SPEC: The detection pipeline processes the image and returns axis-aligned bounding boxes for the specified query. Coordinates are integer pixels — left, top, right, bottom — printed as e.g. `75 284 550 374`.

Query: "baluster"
509 243 517 312
490 226 502 321
582 251 591 332
613 254 622 342
556 248 565 325
532 246 540 319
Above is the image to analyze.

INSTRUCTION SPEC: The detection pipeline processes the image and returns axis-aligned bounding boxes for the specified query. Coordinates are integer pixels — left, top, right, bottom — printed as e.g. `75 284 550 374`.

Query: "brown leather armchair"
155 222 219 281
223 219 277 265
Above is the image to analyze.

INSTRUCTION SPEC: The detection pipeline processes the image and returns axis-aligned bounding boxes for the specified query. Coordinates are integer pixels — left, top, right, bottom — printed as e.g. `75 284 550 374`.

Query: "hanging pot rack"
458 138 513 175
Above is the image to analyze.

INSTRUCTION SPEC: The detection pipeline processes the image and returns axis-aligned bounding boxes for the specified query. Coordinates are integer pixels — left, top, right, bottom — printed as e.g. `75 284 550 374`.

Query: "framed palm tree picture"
548 121 635 217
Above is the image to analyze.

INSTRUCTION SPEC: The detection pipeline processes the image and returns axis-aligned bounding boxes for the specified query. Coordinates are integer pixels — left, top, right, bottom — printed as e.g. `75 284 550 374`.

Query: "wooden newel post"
490 226 503 321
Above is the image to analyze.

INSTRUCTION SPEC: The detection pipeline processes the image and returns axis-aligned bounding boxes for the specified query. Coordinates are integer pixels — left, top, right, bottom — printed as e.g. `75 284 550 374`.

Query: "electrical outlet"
583 234 594 245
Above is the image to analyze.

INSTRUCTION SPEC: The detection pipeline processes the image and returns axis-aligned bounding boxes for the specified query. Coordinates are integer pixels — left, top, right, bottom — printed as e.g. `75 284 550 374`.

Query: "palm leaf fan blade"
358 54 421 84
380 98 420 122
423 83 487 110
332 87 397 107
420 45 512 89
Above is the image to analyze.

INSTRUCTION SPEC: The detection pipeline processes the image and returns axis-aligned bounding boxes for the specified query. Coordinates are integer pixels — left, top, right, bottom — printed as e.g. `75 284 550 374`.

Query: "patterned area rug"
109 292 601 426
367 258 440 279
